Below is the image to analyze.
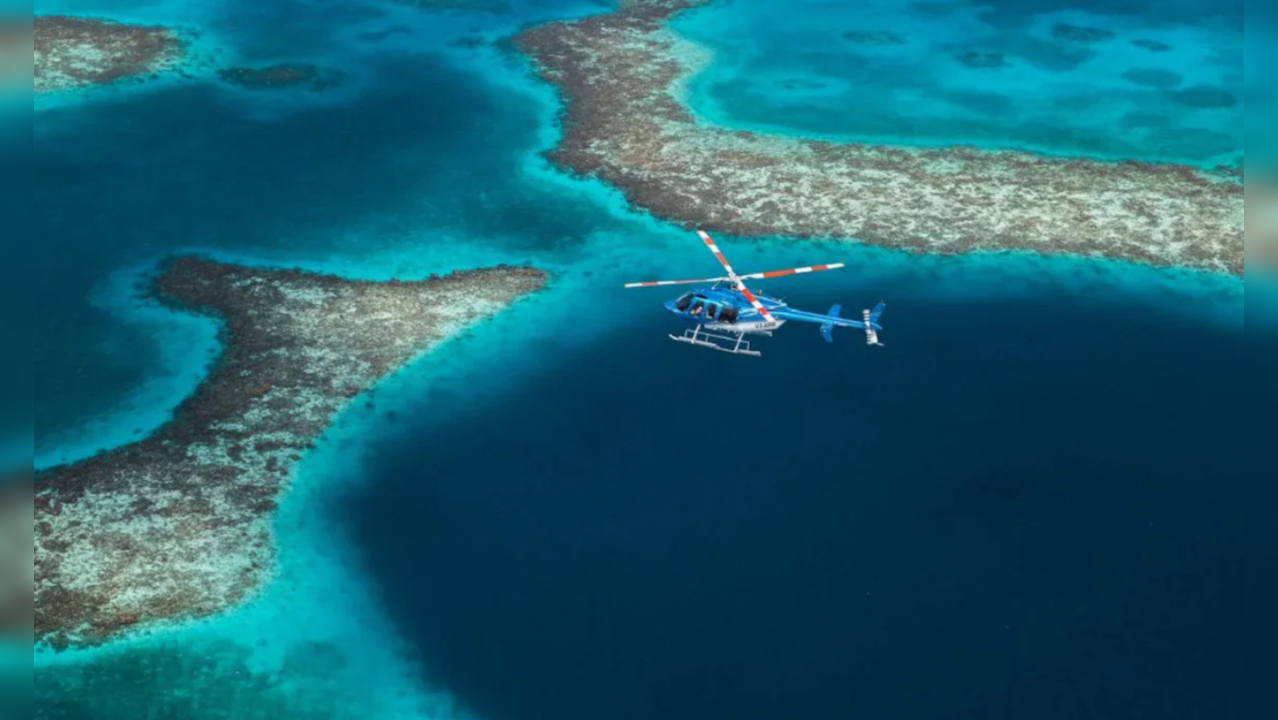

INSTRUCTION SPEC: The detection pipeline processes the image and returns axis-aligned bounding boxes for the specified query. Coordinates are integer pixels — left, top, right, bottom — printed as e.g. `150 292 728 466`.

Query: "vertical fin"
862 308 882 346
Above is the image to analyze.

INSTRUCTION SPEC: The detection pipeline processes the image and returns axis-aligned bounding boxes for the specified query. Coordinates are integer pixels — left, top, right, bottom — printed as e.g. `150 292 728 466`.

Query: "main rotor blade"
737 285 778 324
623 276 729 289
695 230 776 323
696 230 742 284
738 263 845 280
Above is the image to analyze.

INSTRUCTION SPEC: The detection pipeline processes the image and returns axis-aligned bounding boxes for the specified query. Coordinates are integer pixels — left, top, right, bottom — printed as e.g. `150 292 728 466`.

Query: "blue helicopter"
625 230 885 357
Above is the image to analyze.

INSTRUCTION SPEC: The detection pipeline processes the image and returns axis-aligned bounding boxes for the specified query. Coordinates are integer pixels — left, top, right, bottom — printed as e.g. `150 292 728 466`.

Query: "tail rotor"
863 302 886 346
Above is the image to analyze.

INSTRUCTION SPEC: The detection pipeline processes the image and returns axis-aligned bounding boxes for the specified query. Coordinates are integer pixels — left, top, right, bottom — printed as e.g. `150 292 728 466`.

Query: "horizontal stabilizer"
820 324 834 343
819 305 840 343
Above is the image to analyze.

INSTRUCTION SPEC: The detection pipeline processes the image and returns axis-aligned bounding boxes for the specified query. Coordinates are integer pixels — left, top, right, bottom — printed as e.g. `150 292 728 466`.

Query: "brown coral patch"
34 258 546 648
35 15 185 93
514 0 1243 275
217 63 345 92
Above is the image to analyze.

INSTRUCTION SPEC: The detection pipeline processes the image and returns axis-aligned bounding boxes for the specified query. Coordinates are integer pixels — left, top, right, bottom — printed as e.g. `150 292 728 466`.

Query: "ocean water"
0 124 30 469
676 0 1244 165
33 0 620 466
1249 3 1278 169
346 274 1255 720
1 2 30 468
30 0 1258 718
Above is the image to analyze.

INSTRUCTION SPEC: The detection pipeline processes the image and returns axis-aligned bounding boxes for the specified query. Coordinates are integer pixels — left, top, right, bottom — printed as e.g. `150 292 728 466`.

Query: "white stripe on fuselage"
705 319 784 334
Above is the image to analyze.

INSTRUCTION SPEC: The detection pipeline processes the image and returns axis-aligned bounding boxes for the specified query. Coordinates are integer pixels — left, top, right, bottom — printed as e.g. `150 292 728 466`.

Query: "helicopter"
624 230 885 357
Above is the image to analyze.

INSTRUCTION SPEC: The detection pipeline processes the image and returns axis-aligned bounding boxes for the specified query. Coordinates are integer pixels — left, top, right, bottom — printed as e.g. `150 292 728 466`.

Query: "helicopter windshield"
675 293 693 311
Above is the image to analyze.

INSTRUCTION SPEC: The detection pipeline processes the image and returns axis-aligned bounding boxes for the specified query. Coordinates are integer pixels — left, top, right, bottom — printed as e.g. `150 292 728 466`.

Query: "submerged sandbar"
516 0 1243 274
35 15 185 94
217 63 345 92
35 258 546 649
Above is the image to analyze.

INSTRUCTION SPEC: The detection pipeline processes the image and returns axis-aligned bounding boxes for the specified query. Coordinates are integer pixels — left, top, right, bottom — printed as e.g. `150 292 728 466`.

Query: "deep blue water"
1 107 30 466
30 0 1264 718
345 287 1260 720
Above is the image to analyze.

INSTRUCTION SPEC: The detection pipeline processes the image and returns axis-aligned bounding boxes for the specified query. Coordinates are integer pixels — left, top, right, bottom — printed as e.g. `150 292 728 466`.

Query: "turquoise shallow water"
676 0 1243 165
28 1 1255 718
32 0 620 465
1247 6 1278 168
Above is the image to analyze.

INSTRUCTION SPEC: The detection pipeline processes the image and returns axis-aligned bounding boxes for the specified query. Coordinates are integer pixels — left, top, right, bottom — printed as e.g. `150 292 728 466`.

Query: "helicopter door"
704 303 719 321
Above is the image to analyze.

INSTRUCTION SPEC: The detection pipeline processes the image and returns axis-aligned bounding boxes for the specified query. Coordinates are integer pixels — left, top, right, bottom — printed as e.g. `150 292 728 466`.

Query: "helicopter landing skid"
669 325 762 357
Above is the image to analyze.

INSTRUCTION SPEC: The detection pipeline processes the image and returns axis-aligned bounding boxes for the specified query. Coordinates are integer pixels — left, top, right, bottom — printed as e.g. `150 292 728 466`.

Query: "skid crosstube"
669 325 762 357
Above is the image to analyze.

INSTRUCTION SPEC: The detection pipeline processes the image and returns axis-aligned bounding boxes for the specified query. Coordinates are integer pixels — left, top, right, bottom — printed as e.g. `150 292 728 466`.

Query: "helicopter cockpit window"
675 293 693 311
689 300 706 316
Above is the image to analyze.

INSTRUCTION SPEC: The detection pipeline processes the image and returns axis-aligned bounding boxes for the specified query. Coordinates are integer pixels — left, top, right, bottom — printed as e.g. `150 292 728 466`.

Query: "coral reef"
1051 23 1115 43
356 25 413 43
1168 85 1239 110
35 15 185 94
1131 38 1172 52
841 30 906 46
34 258 546 649
955 50 1008 69
35 638 367 720
515 0 1243 274
0 471 31 638
1121 68 1183 89
218 63 345 92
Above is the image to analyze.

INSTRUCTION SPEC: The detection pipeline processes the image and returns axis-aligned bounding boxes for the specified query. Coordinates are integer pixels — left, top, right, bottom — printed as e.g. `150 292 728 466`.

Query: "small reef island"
516 0 1244 275
35 15 186 94
35 258 546 649
218 63 345 92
